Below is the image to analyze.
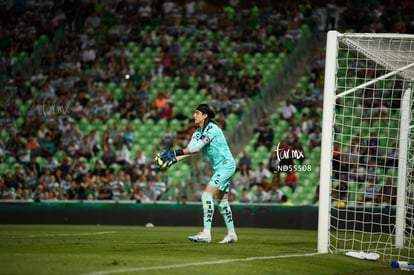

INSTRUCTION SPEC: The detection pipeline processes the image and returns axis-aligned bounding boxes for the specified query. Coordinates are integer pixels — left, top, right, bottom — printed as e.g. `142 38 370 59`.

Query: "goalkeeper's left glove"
159 149 184 161
158 149 183 166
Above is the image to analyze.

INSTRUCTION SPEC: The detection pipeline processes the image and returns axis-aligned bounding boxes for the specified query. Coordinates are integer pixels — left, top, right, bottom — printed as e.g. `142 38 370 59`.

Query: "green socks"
201 192 214 231
218 199 235 234
201 193 235 234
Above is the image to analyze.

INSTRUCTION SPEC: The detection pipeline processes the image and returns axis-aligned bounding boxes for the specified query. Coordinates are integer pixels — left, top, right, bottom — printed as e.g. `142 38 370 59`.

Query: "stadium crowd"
0 0 413 204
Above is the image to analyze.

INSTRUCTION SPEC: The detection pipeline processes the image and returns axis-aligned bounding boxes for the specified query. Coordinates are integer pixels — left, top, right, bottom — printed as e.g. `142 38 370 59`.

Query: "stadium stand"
1 0 413 205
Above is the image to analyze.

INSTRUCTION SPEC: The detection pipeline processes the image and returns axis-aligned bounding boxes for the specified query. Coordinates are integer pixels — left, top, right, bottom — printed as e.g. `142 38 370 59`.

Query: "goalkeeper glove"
159 149 178 165
159 149 184 160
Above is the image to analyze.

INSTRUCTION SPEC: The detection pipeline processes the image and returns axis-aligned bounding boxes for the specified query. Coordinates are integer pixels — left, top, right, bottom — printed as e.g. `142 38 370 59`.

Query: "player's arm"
167 134 209 158
158 131 211 166
175 154 190 162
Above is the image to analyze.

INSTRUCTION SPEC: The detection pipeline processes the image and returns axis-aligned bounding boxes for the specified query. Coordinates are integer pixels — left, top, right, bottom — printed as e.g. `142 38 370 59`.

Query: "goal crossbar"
336 62 414 99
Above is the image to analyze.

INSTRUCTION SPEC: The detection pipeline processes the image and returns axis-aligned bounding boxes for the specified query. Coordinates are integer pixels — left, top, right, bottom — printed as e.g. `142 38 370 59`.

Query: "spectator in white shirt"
81 44 96 68
115 143 130 165
253 184 270 203
84 12 101 29
252 162 271 191
280 99 297 122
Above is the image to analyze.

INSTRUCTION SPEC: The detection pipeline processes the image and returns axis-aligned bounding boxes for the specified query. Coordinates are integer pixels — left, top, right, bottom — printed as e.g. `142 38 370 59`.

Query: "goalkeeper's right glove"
159 149 178 164
160 149 184 159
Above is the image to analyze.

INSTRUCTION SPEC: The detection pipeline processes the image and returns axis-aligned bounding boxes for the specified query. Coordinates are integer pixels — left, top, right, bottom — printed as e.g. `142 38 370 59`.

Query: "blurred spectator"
252 162 271 191
122 124 134 148
152 173 168 200
253 123 274 151
15 134 30 165
77 135 94 160
234 163 254 191
302 88 316 108
308 126 322 152
37 123 51 140
168 39 182 59
358 177 380 204
365 131 381 157
175 123 190 148
383 142 399 173
97 182 113 200
216 111 227 130
84 11 101 30
289 86 304 112
268 184 283 203
143 180 157 202
88 130 101 154
160 102 174 121
39 133 56 157
299 113 312 135
59 130 72 152
324 0 337 30
238 150 253 170
280 194 293 206
113 182 129 201
66 139 79 158
279 99 296 122
267 151 280 184
366 159 380 184
101 142 117 166
174 68 191 90
13 165 26 187
284 121 302 145
115 143 130 165
32 184 45 202
283 170 299 193
231 90 247 119
152 91 170 116
160 124 175 150
332 180 349 205
239 187 252 203
42 154 60 173
108 122 123 145
133 150 147 167
253 184 269 203
377 177 397 205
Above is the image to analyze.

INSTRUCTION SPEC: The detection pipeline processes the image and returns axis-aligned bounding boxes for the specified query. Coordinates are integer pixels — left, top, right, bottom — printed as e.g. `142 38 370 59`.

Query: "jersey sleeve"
187 124 215 153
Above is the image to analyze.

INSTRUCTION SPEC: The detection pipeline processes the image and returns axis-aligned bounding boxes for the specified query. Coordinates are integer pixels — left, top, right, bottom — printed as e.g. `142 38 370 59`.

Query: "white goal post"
318 31 414 263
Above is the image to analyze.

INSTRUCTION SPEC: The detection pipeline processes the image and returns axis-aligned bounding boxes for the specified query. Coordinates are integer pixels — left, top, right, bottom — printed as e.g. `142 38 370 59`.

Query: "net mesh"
329 33 414 263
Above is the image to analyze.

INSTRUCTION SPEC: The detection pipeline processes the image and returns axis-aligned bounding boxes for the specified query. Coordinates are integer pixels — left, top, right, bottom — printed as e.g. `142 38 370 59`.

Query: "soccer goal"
318 31 414 263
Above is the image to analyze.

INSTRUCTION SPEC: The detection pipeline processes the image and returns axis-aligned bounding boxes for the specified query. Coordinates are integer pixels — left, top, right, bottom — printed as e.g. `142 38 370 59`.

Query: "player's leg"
216 166 238 243
188 184 217 243
217 191 237 243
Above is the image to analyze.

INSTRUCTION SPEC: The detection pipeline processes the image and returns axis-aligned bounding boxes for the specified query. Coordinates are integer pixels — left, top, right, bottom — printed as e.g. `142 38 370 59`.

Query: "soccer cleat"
219 233 238 244
188 232 211 243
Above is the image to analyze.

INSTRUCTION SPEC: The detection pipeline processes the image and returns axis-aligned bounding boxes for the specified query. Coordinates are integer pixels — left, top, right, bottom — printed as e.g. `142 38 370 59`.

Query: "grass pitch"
0 225 405 275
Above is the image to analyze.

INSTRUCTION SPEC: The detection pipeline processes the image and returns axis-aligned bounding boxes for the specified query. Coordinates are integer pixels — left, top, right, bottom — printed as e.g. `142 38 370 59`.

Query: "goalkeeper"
158 103 237 243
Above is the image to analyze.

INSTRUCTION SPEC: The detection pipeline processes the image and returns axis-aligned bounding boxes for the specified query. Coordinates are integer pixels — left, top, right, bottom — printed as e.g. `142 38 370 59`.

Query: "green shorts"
208 161 236 193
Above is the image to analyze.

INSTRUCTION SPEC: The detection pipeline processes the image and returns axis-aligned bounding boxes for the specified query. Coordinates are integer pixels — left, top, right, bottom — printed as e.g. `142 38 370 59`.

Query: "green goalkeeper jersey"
188 122 235 171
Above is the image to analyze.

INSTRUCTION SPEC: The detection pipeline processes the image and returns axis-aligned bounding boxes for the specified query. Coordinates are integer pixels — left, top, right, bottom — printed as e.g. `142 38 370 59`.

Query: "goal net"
318 31 414 264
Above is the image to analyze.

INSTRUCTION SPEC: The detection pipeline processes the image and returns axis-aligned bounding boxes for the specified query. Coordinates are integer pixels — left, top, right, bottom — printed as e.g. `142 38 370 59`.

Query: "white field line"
11 231 118 238
81 252 320 275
